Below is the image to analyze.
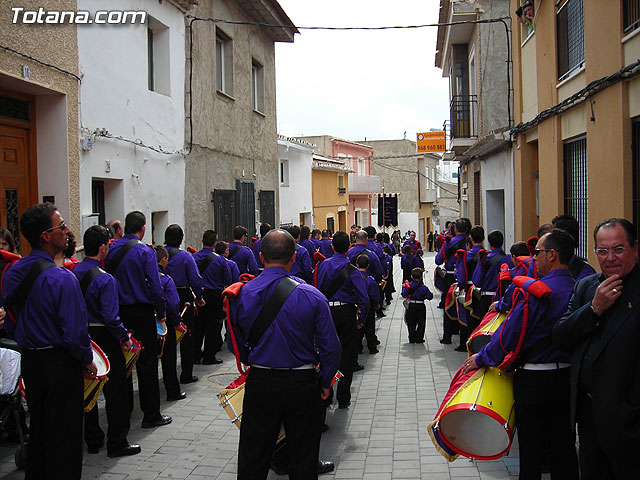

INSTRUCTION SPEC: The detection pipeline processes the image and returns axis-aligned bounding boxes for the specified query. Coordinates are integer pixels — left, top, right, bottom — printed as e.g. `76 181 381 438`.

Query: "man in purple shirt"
230 225 259 276
402 230 422 254
217 241 240 282
2 203 97 478
348 231 383 282
75 225 139 458
193 230 232 365
285 225 314 284
229 229 341 479
318 229 334 259
105 211 171 429
252 223 272 272
317 231 369 409
462 229 579 479
455 226 484 350
164 224 205 384
300 225 317 259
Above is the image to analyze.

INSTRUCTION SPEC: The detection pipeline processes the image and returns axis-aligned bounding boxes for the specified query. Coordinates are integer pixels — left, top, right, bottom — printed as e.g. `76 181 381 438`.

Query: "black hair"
552 215 579 248
593 218 637 248
542 228 575 265
285 225 301 240
321 229 330 238
536 223 553 238
411 268 422 280
164 224 184 247
83 225 110 256
488 230 504 249
124 211 146 235
455 218 471 235
202 230 217 247
155 245 168 263
260 223 272 238
215 241 228 255
233 225 248 240
20 202 57 249
510 241 530 257
363 226 376 239
300 225 311 240
470 226 485 243
332 231 350 253
0 227 17 253
356 254 369 269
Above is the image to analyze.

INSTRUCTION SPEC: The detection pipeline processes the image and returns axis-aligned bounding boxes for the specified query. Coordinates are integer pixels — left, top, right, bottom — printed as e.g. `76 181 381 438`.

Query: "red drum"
467 311 507 355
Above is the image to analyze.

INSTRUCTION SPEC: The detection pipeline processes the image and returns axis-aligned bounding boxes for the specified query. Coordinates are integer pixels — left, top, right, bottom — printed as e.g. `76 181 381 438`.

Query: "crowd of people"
0 202 637 480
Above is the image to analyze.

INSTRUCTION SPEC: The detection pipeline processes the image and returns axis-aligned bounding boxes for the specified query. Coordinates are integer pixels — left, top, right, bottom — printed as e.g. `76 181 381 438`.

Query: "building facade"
278 135 314 227
511 0 640 265
184 0 296 246
436 0 514 246
0 0 81 254
78 0 194 245
311 154 351 233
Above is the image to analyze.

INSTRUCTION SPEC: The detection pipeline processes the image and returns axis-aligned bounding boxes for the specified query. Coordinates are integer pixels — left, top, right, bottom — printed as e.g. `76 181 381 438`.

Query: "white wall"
481 148 514 248
77 0 186 243
278 139 313 226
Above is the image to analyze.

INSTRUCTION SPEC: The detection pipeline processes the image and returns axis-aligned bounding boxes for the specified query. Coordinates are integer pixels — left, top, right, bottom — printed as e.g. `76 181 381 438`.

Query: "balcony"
448 95 477 155
338 187 346 195
348 173 381 194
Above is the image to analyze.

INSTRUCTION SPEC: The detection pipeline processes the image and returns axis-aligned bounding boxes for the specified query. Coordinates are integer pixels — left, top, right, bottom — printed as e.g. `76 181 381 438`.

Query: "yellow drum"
437 366 515 460
467 311 508 355
175 322 187 344
84 340 110 413
122 335 142 378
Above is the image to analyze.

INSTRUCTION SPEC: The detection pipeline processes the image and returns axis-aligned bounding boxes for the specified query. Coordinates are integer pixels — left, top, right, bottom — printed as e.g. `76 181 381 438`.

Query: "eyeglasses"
533 248 554 257
43 221 66 233
594 246 627 258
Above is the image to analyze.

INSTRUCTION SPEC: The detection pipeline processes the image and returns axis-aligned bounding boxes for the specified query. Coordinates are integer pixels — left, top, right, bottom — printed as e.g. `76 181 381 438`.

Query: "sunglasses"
43 221 66 233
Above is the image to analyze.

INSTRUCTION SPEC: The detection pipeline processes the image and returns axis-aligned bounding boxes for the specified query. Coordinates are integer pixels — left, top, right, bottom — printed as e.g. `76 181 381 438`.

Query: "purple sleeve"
350 270 370 324
185 253 204 301
476 301 526 368
163 276 182 327
59 275 93 365
145 248 166 318
314 299 342 389
99 276 129 342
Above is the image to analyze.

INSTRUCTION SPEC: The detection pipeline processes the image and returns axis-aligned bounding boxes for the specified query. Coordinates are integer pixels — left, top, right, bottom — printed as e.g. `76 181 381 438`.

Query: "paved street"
0 252 526 479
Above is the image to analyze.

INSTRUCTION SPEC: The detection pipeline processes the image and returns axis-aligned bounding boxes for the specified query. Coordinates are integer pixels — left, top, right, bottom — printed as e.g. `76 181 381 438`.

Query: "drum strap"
229 243 242 259
106 239 139 275
248 276 299 348
322 262 356 301
3 258 56 324
78 266 105 296
568 255 587 280
167 246 179 260
198 251 218 274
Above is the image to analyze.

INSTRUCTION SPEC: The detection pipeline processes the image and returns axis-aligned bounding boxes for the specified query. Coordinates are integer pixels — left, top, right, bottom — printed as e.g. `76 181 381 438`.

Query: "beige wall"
312 169 349 231
0 0 80 239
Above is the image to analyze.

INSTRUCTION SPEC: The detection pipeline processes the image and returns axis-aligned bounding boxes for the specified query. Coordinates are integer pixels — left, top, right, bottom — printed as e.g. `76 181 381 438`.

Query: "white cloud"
275 0 450 142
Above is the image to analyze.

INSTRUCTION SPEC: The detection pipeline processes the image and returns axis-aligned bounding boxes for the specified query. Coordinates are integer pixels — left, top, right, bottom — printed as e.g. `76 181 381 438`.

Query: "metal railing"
625 0 640 33
449 95 477 139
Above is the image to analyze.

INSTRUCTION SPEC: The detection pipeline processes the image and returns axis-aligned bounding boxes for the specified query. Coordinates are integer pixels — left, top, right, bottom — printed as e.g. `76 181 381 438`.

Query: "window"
564 136 588 259
251 59 264 113
624 0 640 33
431 168 436 189
632 120 640 242
358 157 365 176
216 28 233 95
337 174 346 195
279 160 289 186
557 0 584 80
147 16 170 95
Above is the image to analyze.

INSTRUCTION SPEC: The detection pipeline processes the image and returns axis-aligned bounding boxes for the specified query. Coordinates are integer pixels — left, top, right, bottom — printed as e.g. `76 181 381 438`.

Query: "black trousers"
194 289 223 362
120 303 161 422
238 368 322 480
442 274 458 340
23 348 84 480
176 288 195 380
405 303 426 342
85 326 131 452
358 302 378 351
160 324 181 398
513 368 578 480
330 304 357 406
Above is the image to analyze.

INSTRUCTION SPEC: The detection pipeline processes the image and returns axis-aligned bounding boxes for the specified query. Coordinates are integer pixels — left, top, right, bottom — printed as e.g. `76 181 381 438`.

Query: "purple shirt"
348 244 383 282
225 257 240 282
290 244 313 284
229 242 258 276
455 244 483 287
105 234 165 317
367 239 386 263
476 268 575 367
435 234 466 270
402 239 422 254
401 280 434 302
228 267 341 388
164 247 203 301
73 258 128 343
159 271 182 328
193 247 232 290
318 238 334 259
300 239 317 258
362 272 381 306
252 239 264 269
2 249 92 365
472 248 513 292
316 253 370 323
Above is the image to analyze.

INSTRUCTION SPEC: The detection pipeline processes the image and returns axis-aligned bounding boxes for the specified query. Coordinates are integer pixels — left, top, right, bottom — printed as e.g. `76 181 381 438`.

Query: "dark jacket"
553 267 640 454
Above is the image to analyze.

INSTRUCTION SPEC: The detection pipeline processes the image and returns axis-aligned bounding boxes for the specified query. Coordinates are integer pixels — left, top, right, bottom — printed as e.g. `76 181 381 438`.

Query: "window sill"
521 29 535 48
556 63 585 89
216 90 236 101
253 109 266 118
622 27 640 44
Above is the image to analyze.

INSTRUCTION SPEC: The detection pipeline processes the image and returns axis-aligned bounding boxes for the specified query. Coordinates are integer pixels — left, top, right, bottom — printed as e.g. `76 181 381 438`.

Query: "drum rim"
156 320 168 336
439 403 514 460
89 340 111 380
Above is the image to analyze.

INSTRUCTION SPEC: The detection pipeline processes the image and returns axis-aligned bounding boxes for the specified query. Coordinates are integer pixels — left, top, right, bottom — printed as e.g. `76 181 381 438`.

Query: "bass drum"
467 311 508 355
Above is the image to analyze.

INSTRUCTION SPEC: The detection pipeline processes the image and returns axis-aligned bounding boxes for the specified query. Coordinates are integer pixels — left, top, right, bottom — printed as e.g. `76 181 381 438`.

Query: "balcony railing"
450 95 477 139
338 187 346 195
625 0 640 32
348 173 381 194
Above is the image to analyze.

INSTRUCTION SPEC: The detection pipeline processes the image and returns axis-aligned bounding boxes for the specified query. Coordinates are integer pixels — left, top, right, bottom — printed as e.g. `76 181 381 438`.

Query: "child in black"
401 268 433 343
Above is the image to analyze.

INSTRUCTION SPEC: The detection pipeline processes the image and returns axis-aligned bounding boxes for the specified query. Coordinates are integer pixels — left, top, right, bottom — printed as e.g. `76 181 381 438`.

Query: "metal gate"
236 180 255 238
259 190 275 228
213 189 235 243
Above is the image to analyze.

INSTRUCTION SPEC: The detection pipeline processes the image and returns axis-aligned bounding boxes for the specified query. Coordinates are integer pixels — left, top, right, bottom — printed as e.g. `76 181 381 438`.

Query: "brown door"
0 124 33 255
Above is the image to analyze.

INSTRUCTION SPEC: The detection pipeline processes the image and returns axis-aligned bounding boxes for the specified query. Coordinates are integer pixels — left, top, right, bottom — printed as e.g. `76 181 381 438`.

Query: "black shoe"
167 392 187 401
202 358 223 365
270 461 288 476
108 444 141 458
193 358 202 365
415 339 425 344
368 348 379 354
376 312 386 318
318 461 335 475
338 402 351 409
385 300 391 305
321 423 329 433
180 375 198 384
375 339 381 345
353 364 364 372
454 345 467 352
439 338 452 345
141 415 172 429
87 443 103 454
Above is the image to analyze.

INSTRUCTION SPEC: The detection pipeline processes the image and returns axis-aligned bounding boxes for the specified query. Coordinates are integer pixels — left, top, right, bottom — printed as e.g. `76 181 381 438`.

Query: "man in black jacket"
553 218 639 479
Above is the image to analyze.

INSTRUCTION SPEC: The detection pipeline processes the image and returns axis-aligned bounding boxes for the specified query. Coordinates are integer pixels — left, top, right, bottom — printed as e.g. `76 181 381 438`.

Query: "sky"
275 0 450 143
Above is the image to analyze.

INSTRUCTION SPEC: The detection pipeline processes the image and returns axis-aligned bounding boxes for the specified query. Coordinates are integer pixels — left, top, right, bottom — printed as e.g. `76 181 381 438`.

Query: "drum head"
92 346 108 377
156 320 168 336
439 409 510 459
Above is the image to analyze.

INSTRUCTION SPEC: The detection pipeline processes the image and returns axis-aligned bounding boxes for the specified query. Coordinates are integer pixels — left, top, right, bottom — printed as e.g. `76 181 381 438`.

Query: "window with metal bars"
557 0 584 80
624 0 640 33
563 136 588 260
632 119 640 243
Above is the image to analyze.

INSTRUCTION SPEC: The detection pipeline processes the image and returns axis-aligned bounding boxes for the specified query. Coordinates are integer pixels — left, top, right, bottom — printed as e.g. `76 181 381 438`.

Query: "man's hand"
84 361 98 378
461 354 479 374
159 316 167 324
591 274 623 316
488 301 498 313
122 338 133 352
320 387 331 401
196 298 206 308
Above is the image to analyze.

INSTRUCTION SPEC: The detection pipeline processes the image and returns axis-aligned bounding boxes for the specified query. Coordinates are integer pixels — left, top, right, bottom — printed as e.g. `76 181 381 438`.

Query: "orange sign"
417 132 446 153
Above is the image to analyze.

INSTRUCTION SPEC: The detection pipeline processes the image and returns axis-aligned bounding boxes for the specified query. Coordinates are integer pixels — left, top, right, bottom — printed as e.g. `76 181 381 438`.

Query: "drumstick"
181 303 191 317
